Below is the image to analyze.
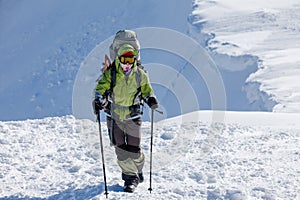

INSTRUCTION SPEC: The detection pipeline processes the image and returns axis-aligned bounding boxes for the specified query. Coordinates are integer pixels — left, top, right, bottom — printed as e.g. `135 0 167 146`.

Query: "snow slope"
1 1 300 199
2 0 300 122
189 0 300 113
0 0 192 121
0 111 300 199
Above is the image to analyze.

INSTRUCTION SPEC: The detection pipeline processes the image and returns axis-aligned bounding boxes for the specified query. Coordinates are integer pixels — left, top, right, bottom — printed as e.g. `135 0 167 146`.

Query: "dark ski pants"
107 117 145 176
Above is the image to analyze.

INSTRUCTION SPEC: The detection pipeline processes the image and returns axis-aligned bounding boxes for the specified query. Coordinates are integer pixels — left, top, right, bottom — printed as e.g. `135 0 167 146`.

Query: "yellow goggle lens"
119 56 135 64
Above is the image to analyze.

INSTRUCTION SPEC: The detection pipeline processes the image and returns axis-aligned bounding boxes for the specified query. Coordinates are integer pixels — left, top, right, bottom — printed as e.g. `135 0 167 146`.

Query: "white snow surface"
1 111 300 199
189 0 300 113
0 0 192 121
1 0 300 199
1 0 300 121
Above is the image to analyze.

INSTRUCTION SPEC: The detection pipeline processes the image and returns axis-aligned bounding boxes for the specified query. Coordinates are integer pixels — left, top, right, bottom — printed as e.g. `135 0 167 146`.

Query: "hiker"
93 31 158 193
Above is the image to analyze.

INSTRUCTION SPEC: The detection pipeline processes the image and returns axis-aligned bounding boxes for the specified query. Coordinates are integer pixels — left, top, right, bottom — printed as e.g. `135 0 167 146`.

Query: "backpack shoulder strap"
110 61 117 91
135 62 146 90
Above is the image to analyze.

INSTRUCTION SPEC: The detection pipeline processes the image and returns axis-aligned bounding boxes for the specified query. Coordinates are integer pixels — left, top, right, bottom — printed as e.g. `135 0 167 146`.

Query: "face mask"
120 63 133 73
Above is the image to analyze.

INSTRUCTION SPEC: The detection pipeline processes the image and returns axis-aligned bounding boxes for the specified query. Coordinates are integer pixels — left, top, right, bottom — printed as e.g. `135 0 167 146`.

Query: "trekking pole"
97 112 109 198
148 108 154 193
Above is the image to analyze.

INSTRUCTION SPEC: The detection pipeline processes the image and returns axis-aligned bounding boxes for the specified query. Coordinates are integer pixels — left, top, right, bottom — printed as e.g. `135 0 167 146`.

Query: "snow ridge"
189 0 300 113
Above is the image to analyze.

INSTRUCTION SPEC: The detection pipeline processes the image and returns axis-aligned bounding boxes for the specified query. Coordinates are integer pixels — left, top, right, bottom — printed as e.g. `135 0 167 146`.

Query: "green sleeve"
94 70 111 95
140 69 155 98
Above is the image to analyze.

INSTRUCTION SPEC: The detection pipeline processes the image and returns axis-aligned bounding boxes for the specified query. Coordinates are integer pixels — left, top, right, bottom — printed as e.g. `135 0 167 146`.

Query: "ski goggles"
119 56 135 64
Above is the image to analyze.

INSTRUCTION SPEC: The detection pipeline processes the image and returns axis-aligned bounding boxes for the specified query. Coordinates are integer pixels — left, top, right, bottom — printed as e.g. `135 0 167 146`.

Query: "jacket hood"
117 44 137 57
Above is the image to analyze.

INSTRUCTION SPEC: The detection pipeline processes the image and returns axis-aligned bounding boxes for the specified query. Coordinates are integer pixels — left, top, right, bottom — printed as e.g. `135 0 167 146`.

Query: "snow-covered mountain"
1 0 300 199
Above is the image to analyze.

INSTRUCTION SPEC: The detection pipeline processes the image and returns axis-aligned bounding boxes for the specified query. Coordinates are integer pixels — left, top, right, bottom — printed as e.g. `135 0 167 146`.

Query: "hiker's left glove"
146 96 158 110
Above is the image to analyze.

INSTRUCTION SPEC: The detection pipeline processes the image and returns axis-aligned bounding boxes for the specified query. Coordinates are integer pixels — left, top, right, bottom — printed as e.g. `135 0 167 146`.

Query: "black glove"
92 96 108 114
146 96 158 110
92 98 102 115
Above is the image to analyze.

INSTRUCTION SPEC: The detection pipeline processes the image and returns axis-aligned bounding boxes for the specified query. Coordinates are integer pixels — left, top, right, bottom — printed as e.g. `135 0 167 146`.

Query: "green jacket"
95 58 154 120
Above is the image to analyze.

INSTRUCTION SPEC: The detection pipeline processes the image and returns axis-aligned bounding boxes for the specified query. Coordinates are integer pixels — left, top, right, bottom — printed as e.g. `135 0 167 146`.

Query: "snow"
2 0 300 121
0 0 192 121
1 0 300 199
0 112 299 199
189 0 300 113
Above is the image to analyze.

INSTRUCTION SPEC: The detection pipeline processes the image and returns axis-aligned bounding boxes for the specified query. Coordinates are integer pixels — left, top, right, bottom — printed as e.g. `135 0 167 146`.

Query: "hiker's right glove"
92 96 107 114
92 99 101 115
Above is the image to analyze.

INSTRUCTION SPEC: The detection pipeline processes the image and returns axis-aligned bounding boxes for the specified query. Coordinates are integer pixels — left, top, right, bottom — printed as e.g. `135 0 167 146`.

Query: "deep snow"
0 111 299 199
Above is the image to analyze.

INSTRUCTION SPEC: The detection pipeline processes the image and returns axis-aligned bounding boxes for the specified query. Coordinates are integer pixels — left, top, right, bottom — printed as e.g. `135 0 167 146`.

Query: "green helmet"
117 44 137 57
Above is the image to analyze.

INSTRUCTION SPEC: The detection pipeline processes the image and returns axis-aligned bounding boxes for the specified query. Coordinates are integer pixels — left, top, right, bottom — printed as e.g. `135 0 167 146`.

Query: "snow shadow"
142 48 277 121
188 17 277 113
0 183 122 200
